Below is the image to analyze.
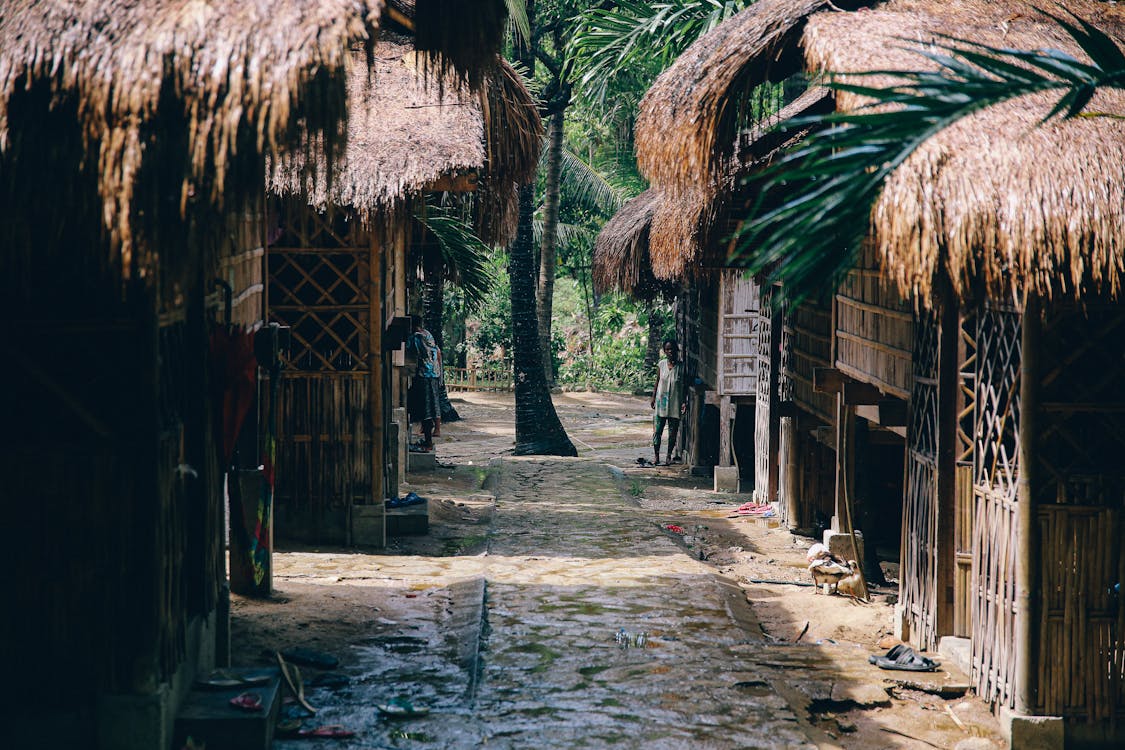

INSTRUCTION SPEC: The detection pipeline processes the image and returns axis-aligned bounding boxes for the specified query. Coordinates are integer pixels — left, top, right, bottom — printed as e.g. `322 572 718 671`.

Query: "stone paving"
248 392 1006 749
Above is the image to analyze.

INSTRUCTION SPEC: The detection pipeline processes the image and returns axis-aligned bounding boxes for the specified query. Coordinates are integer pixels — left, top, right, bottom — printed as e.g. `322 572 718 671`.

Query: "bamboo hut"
265 31 540 547
636 0 1125 739
0 1 513 746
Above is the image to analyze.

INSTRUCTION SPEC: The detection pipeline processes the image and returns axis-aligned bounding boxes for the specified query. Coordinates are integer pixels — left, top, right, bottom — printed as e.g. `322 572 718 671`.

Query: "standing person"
651 339 686 466
407 316 442 451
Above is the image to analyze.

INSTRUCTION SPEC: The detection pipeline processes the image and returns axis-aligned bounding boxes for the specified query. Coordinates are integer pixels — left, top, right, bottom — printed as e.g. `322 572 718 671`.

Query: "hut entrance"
267 203 381 545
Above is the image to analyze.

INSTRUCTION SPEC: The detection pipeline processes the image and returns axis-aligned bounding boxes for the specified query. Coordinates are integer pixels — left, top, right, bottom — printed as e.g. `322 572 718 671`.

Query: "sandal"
276 652 318 714
229 692 263 711
868 644 941 672
377 697 430 719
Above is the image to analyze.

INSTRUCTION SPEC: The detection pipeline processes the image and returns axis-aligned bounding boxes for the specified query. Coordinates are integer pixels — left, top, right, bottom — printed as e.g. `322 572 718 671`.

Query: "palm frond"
505 0 531 46
533 219 597 253
735 11 1125 308
415 206 496 311
554 145 627 217
568 1 752 107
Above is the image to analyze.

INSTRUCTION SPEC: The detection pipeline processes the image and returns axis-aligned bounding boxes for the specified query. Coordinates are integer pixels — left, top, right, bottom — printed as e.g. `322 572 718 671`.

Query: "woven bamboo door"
970 304 1021 709
267 206 375 543
904 310 941 649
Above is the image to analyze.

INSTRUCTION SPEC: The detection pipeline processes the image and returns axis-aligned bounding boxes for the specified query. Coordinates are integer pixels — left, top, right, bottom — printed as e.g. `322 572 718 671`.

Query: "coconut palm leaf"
735 9 1125 308
415 206 496 311
569 0 752 106
554 145 627 217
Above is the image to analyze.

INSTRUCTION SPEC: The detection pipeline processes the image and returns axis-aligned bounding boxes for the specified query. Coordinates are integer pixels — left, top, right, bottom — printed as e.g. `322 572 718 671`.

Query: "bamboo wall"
786 298 835 424
835 247 913 399
753 285 777 503
1031 303 1125 722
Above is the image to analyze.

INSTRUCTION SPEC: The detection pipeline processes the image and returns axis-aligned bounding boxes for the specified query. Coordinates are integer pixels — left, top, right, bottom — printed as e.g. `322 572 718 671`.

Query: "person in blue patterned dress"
407 316 443 451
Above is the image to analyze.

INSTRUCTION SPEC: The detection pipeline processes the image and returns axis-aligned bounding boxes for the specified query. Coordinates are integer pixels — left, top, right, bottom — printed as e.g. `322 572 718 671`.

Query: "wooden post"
781 415 799 525
935 288 960 636
719 395 733 467
1015 299 1041 715
833 392 856 531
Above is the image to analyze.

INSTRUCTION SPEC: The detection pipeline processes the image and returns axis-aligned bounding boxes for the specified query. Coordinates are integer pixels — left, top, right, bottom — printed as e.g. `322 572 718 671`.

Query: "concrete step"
173 668 281 750
387 498 429 536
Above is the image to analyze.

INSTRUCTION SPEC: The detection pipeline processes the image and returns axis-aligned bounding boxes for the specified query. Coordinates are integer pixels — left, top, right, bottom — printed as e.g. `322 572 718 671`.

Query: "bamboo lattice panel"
267 203 375 524
971 305 1022 709
718 271 759 396
904 309 941 650
754 285 774 504
835 251 913 399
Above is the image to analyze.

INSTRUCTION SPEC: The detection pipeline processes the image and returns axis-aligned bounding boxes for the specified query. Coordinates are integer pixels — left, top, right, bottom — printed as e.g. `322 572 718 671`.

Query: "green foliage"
629 479 645 497
569 1 752 107
465 253 513 364
415 200 496 312
736 9 1125 307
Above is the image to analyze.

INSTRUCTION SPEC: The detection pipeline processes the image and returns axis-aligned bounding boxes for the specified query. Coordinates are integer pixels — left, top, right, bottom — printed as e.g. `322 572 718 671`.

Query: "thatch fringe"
593 189 661 297
635 0 833 199
803 0 1125 303
474 57 543 246
413 0 508 90
647 87 834 282
0 0 385 277
268 42 485 215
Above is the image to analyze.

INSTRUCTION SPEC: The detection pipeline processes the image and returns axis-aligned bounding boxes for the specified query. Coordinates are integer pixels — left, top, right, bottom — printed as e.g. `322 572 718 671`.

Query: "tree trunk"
537 111 564 385
511 184 576 456
422 253 461 424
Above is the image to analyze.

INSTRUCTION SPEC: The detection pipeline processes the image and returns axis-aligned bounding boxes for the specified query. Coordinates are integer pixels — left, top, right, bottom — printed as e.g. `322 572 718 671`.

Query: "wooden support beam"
1015 300 1041 716
718 395 734 467
814 367 883 404
855 398 908 427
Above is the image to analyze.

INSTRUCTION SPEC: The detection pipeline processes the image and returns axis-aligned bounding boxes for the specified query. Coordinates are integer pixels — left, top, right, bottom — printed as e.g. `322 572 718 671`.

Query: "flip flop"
229 692 263 711
869 645 941 672
276 652 318 714
377 697 430 719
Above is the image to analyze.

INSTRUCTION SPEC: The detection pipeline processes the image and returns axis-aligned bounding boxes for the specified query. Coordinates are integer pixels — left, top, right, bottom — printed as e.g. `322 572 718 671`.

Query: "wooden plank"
835 292 913 321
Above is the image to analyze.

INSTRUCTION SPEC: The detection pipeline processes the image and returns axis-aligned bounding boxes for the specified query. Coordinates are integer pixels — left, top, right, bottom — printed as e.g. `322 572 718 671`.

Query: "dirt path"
231 390 1006 749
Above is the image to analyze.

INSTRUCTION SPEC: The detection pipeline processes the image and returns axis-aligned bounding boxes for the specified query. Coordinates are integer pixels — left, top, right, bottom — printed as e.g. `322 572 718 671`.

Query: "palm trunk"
537 111 564 385
511 184 576 456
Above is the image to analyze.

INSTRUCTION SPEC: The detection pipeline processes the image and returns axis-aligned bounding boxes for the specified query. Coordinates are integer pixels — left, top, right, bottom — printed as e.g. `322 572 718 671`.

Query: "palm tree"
734 10 1125 305
509 0 577 456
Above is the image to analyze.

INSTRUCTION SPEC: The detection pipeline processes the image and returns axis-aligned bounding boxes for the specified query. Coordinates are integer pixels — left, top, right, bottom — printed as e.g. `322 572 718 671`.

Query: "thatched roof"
269 40 540 245
636 0 1125 302
802 0 1125 301
0 0 512 276
593 189 664 298
269 42 484 213
647 87 833 281
636 0 834 199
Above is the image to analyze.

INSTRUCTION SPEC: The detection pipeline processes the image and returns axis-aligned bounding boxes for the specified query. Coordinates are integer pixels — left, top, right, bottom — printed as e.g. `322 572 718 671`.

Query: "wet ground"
231 391 1007 749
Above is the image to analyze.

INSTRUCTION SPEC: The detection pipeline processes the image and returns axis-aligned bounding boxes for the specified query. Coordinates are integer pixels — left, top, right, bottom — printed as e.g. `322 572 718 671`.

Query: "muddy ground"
231 390 1005 749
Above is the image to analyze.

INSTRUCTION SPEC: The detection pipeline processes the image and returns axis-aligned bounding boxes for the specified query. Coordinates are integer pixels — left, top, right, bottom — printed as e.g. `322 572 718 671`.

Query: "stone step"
173 668 281 750
387 498 430 536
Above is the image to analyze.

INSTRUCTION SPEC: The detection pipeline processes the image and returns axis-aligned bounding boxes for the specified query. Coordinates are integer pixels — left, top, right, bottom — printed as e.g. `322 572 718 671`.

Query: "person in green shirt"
650 339 686 466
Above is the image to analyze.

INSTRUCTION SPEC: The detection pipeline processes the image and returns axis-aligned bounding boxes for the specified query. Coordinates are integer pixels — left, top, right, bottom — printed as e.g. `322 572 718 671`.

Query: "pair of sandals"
869 643 941 672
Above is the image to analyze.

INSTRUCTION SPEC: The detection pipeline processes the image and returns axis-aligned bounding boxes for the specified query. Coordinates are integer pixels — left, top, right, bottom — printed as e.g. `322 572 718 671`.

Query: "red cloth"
210 327 258 464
